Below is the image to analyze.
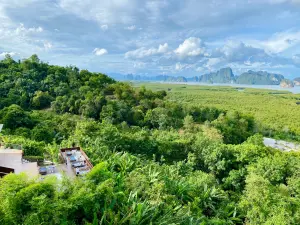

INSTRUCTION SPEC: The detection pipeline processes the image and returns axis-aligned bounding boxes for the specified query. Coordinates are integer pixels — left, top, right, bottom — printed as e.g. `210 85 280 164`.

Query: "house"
0 144 93 178
0 149 39 177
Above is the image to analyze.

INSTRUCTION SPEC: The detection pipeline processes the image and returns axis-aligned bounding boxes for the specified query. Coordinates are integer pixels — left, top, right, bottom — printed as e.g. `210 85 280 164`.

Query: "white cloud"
93 48 108 56
0 23 44 38
207 40 295 70
133 61 146 68
57 0 168 26
174 37 206 58
219 41 268 62
15 23 43 35
206 57 223 67
0 16 51 55
259 30 300 54
157 43 168 53
196 67 205 72
44 42 53 50
125 43 168 59
0 52 17 58
58 0 139 25
175 62 184 71
1 0 300 76
293 54 300 65
174 62 196 71
125 25 136 30
101 24 108 31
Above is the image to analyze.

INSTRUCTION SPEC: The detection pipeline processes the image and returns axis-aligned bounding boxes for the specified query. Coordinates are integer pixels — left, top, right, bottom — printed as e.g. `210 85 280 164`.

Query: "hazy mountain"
109 68 289 86
166 76 187 82
199 68 235 83
110 74 188 82
236 70 284 85
186 76 199 82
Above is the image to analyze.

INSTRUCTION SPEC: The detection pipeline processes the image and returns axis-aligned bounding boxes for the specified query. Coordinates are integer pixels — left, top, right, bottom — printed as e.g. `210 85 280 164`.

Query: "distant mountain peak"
109 68 289 86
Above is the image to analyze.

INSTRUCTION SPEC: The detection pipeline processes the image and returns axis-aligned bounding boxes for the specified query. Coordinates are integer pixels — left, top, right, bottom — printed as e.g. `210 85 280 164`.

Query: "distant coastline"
110 67 300 88
144 81 300 94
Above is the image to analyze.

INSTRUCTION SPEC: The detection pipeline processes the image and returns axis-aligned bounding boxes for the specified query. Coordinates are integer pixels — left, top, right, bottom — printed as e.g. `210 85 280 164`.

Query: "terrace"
59 147 93 176
0 142 93 178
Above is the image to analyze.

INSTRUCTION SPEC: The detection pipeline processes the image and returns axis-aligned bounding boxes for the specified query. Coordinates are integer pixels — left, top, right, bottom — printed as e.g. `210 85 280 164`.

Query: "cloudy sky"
1 0 300 78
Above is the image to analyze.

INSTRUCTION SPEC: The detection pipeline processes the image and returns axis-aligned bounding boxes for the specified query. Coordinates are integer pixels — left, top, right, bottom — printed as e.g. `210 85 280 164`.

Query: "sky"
1 0 300 78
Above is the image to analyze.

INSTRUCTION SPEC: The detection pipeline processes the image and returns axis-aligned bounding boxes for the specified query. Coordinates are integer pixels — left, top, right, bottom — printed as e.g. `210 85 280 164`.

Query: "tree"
240 173 297 225
32 91 53 109
31 122 55 143
212 111 255 144
183 115 195 132
0 104 32 129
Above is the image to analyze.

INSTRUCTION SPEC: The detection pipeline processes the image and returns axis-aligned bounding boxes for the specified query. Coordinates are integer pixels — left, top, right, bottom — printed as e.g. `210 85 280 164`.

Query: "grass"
134 82 300 136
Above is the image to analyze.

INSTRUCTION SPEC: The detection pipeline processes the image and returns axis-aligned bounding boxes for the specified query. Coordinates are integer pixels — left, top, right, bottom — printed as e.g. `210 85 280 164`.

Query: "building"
0 149 39 177
0 143 93 178
59 147 93 176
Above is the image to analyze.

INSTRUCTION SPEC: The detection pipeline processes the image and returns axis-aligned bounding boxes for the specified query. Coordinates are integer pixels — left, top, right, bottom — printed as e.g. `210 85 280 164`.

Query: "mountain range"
109 68 299 86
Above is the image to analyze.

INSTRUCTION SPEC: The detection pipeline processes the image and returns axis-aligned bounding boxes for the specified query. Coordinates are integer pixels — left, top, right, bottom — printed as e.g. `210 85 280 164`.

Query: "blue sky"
1 0 300 78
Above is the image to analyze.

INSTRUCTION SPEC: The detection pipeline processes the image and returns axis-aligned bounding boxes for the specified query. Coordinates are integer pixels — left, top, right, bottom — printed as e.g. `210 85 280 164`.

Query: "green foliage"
1 56 300 224
0 104 32 130
2 136 45 156
138 82 300 140
31 122 55 143
240 173 300 225
23 155 44 162
86 162 112 184
32 91 53 109
212 111 255 144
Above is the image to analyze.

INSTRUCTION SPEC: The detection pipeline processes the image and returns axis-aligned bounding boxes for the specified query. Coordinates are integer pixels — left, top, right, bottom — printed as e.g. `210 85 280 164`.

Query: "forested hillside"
139 82 300 141
1 55 300 225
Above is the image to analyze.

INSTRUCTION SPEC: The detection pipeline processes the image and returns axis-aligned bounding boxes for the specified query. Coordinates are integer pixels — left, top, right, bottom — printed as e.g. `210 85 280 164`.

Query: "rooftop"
59 147 93 176
0 145 93 178
0 149 39 177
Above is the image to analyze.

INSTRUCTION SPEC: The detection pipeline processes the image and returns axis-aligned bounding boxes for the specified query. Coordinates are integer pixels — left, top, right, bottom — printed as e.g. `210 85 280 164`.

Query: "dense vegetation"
138 82 300 141
1 55 300 224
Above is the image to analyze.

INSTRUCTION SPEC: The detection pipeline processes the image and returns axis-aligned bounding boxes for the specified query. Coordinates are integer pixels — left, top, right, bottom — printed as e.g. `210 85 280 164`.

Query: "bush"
23 156 44 163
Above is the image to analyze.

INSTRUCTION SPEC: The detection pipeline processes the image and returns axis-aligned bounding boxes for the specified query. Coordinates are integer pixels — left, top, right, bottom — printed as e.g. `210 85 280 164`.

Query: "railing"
60 146 93 169
79 148 94 169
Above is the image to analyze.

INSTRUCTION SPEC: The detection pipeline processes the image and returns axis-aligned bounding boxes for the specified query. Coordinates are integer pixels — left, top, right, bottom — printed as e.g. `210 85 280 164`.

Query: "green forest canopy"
137 82 300 141
0 54 300 225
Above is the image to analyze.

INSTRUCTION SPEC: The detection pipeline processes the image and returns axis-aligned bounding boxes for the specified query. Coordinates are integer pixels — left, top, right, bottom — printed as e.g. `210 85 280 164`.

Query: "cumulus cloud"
0 23 44 38
93 48 108 56
219 41 269 63
1 0 300 76
174 37 207 58
0 52 17 58
133 61 146 68
259 30 300 54
205 40 296 70
44 42 53 50
174 62 195 71
125 25 136 30
15 23 43 35
175 62 184 71
125 43 168 59
101 24 108 31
